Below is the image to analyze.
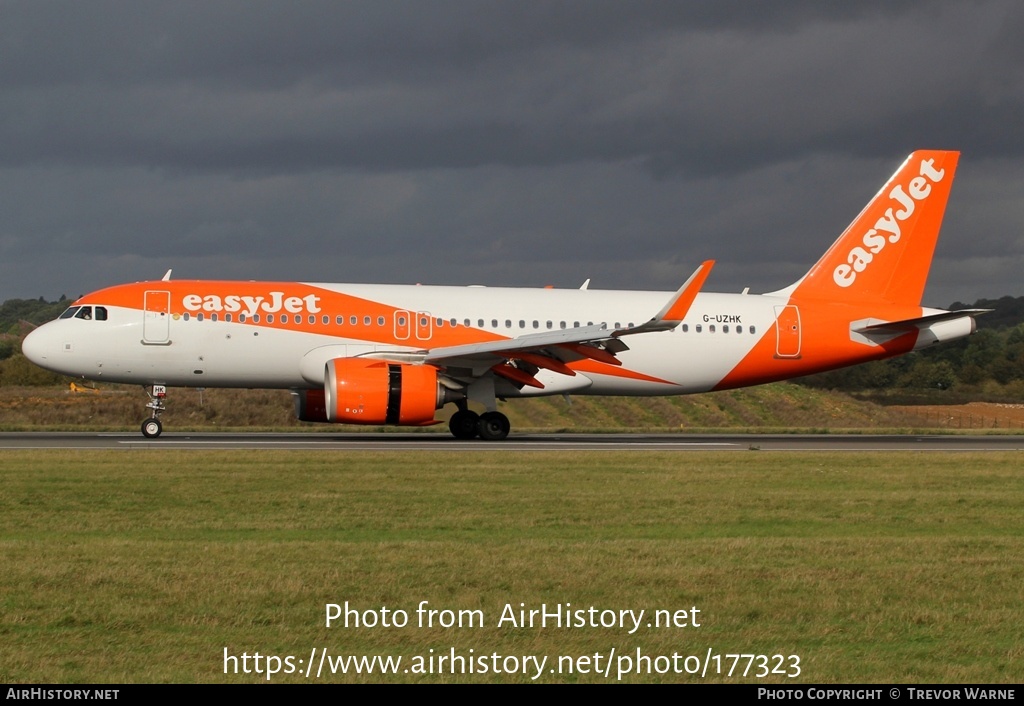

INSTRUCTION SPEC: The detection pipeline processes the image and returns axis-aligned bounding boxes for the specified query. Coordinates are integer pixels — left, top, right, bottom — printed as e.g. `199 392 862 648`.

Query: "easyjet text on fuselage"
182 292 322 318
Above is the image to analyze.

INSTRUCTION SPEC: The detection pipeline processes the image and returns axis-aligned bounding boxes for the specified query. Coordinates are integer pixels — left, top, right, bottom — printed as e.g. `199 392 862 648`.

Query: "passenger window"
183 312 191 321
266 314 273 323
696 324 702 333
491 319 498 328
363 316 371 326
225 314 232 322
336 315 343 325
323 315 329 325
682 324 688 332
709 325 715 333
723 324 729 333
350 316 357 325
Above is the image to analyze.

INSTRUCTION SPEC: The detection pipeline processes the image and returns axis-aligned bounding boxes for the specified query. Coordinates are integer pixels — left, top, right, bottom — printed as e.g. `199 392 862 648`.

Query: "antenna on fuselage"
161 269 173 281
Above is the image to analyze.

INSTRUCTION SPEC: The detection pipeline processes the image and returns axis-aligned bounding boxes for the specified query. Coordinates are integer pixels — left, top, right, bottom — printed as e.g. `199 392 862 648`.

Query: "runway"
1 431 1023 451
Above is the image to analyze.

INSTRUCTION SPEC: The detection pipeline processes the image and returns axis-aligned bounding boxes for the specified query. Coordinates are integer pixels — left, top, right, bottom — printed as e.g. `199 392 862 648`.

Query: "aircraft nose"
21 325 53 367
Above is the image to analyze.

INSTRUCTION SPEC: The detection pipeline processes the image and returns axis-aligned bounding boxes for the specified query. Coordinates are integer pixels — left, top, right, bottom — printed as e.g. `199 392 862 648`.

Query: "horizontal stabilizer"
853 309 990 335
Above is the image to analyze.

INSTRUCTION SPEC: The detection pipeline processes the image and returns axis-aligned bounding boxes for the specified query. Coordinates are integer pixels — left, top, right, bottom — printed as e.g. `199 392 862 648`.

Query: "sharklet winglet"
614 260 714 337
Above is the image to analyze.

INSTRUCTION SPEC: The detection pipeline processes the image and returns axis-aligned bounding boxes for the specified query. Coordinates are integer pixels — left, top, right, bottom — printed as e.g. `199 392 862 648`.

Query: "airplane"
21 150 985 440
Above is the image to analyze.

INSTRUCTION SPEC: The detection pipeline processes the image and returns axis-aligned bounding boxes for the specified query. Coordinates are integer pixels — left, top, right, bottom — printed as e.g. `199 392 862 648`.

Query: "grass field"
1 449 1022 683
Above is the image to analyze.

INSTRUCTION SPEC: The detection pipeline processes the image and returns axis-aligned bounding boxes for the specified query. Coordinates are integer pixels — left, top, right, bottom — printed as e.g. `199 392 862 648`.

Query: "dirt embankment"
0 382 986 432
889 402 1024 431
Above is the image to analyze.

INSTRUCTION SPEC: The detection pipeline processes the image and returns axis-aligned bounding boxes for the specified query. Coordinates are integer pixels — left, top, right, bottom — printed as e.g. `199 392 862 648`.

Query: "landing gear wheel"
449 410 481 439
477 411 510 441
141 384 168 438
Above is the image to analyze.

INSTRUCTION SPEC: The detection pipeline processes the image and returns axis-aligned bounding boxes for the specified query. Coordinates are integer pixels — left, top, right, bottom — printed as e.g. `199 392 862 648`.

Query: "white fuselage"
23 282 788 396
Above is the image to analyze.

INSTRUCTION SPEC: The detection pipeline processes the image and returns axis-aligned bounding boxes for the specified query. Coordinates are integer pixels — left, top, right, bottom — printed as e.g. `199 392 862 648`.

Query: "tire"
449 410 480 439
477 411 510 441
141 418 163 438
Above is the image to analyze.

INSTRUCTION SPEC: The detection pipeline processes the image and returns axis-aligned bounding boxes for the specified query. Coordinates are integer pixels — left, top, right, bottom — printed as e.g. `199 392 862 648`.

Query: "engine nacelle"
324 358 446 426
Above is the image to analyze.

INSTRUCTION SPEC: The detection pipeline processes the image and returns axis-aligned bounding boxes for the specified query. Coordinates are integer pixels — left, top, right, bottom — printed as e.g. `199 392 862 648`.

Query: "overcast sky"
1 1 1022 307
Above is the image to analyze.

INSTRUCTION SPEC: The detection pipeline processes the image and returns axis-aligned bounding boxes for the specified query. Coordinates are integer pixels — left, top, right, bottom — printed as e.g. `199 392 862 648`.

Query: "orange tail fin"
786 150 959 306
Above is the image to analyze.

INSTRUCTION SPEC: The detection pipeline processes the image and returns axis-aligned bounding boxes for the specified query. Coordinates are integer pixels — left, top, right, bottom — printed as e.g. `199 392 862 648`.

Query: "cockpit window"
59 305 108 321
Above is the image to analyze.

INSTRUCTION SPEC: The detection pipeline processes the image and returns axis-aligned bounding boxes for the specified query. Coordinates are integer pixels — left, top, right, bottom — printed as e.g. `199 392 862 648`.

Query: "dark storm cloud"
7 1 1020 175
0 1 1022 304
2 2 903 88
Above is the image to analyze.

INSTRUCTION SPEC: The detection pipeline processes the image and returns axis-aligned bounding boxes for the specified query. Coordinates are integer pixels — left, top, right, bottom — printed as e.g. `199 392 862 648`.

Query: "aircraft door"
774 305 801 358
143 291 171 344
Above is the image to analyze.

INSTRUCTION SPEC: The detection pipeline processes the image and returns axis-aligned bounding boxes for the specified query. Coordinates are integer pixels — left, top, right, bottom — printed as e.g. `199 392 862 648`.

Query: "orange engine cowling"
324 358 444 426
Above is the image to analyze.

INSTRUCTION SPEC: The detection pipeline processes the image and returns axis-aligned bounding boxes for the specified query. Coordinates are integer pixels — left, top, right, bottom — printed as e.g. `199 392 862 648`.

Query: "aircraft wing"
422 261 714 388
422 324 629 386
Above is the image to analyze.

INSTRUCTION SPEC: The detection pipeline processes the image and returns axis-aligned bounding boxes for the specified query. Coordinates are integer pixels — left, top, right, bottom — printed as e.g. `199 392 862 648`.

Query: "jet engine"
320 358 452 426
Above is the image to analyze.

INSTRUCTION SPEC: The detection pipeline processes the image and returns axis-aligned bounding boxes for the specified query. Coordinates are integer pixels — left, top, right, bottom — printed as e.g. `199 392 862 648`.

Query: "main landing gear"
448 408 511 441
141 384 167 438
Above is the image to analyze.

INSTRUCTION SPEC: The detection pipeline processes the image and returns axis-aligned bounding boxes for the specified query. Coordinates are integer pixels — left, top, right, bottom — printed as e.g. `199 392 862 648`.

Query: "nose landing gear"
141 384 168 438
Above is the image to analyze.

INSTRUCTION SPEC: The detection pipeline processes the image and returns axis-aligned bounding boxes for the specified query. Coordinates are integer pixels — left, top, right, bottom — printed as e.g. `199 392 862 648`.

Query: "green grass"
1 450 1022 683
